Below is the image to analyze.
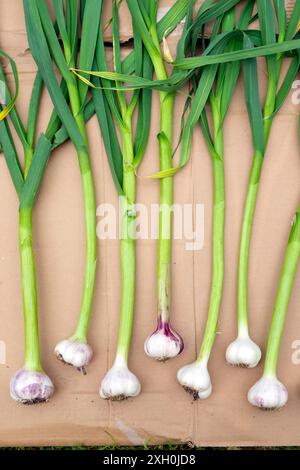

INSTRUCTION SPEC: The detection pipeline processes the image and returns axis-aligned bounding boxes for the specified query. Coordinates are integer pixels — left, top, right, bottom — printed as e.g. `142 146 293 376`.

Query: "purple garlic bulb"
144 319 184 361
10 368 54 405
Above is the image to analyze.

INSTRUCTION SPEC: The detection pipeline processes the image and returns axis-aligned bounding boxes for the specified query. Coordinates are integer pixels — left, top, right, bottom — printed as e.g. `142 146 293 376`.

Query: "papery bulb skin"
55 338 93 374
144 320 184 361
10 368 54 405
226 334 261 368
99 355 141 401
248 375 288 410
177 361 212 400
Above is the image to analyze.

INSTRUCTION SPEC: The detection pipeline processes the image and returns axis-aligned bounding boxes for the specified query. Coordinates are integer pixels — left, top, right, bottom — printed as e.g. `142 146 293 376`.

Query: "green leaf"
36 1 72 83
26 72 43 148
242 34 265 154
0 51 25 146
257 0 276 45
273 0 286 40
200 109 218 159
157 0 197 39
45 79 68 142
257 0 277 77
122 0 197 74
92 77 123 194
66 0 79 61
20 134 51 208
52 98 95 150
78 0 103 105
273 51 300 115
23 0 85 152
53 0 71 56
221 6 235 33
172 63 218 176
286 1 300 40
112 0 127 114
94 18 124 129
133 51 153 168
236 0 255 30
192 0 241 52
126 0 161 59
174 37 300 69
0 120 24 197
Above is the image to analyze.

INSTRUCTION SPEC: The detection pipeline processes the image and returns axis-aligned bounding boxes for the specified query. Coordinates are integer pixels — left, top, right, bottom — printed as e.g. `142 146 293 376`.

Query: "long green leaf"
92 80 123 194
126 0 161 59
273 0 287 40
0 51 24 145
66 0 79 61
133 51 153 168
286 1 300 40
0 120 24 197
273 51 300 115
23 0 85 152
52 0 71 55
122 0 198 74
36 1 72 83
242 35 265 154
20 134 51 208
52 98 95 149
257 0 277 78
26 72 43 148
174 37 300 69
78 0 102 105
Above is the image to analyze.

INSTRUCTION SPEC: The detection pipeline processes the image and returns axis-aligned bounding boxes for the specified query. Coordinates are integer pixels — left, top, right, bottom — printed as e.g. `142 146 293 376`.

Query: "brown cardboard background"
0 1 299 447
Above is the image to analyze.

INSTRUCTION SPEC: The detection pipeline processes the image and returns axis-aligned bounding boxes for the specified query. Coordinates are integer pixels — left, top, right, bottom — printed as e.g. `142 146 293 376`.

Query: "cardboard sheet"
0 1 299 447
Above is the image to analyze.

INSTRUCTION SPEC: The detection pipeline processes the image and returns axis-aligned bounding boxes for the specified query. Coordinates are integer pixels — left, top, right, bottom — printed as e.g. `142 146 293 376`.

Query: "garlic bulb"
99 355 141 400
144 321 184 361
226 334 261 368
55 338 93 374
248 375 288 410
10 368 54 404
177 361 212 400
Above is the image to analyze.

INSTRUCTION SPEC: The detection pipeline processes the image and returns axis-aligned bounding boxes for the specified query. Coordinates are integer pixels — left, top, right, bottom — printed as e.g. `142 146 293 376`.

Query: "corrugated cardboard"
0 1 299 447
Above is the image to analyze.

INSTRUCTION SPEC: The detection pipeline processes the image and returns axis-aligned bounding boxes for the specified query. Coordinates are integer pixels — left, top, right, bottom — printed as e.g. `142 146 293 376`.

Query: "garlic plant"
226 0 300 368
23 0 103 373
96 1 152 400
0 59 54 403
0 52 90 403
177 1 255 399
74 0 199 397
125 0 245 363
125 0 188 362
248 207 299 410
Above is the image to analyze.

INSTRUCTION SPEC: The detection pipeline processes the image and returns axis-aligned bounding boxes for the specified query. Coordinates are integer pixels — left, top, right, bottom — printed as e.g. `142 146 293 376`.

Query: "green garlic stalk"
0 60 57 403
94 1 151 400
226 0 300 368
23 0 101 374
178 3 252 399
100 120 141 400
127 0 184 363
248 206 300 410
